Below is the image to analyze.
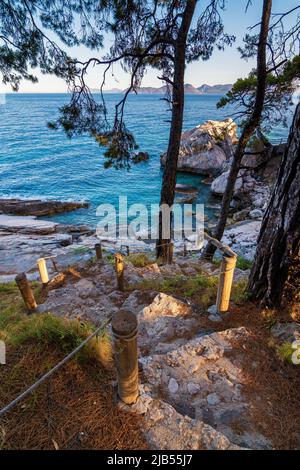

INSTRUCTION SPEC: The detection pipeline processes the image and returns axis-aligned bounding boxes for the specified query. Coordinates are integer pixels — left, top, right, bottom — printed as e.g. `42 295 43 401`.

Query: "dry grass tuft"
0 344 147 450
216 302 300 450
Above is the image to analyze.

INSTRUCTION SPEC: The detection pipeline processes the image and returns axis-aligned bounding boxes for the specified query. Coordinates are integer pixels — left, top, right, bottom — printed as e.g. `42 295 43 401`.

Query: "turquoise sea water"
0 93 291 228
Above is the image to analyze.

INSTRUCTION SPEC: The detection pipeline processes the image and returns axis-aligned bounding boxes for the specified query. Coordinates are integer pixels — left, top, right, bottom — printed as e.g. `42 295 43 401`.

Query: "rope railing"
0 317 112 417
6 228 239 420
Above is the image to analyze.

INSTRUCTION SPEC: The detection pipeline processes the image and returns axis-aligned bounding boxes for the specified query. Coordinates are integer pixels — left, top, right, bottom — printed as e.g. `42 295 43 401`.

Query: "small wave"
0 193 89 204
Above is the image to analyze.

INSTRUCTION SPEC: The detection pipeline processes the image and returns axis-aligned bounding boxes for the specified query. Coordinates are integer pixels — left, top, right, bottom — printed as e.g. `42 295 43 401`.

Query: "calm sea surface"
0 93 291 227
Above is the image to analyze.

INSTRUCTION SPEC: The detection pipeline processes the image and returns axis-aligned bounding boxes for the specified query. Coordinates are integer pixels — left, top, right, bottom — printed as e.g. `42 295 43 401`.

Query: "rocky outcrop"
0 214 94 282
136 394 243 450
271 322 300 344
9 242 279 449
0 198 89 216
140 326 270 449
0 231 73 279
175 184 199 194
211 171 244 196
222 220 262 260
35 258 270 450
161 118 238 176
210 139 284 216
0 214 58 235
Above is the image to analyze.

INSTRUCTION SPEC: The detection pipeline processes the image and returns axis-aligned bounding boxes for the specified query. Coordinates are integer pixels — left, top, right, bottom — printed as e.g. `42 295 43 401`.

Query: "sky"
1 0 299 93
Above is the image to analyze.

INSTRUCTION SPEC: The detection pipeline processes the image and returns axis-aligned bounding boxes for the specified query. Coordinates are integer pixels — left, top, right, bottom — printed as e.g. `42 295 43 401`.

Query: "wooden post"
183 243 187 257
204 232 236 258
112 310 139 405
167 242 174 264
115 253 124 291
15 273 37 313
216 254 237 314
52 259 59 272
121 245 130 256
37 258 49 286
95 243 102 260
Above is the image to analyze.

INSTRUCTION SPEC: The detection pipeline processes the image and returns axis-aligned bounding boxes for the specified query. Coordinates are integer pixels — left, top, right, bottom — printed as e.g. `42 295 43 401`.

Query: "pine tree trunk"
248 103 300 307
156 1 196 261
203 0 272 260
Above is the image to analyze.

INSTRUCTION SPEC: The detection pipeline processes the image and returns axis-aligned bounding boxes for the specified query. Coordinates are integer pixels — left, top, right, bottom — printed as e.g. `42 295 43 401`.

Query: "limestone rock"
187 383 200 395
134 293 199 355
142 293 192 320
271 322 300 343
0 231 73 276
222 220 262 260
207 393 221 406
211 171 243 196
143 398 242 450
233 209 250 222
168 378 179 394
0 214 58 235
175 184 199 195
122 290 158 313
161 119 238 176
0 198 89 216
142 327 270 449
249 209 264 219
75 278 98 299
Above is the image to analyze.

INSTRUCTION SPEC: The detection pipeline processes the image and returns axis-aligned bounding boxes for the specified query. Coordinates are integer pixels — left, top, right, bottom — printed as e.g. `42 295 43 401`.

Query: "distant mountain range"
93 83 232 95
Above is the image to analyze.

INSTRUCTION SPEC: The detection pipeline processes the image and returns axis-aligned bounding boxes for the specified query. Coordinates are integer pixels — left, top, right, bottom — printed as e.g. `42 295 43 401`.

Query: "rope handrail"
203 232 237 258
0 317 112 417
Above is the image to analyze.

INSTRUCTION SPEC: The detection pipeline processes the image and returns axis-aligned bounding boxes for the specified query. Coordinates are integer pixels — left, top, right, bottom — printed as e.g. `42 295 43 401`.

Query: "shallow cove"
0 93 289 228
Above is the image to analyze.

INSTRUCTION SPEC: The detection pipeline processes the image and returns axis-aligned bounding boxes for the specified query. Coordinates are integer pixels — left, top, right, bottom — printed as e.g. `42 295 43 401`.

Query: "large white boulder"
161 118 238 176
222 220 262 260
211 171 243 196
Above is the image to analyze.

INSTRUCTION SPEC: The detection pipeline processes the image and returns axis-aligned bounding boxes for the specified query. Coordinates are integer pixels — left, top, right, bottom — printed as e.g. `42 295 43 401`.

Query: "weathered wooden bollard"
37 258 49 286
15 273 37 313
216 254 237 314
115 253 124 291
95 243 102 260
183 243 187 257
167 242 174 264
112 310 139 405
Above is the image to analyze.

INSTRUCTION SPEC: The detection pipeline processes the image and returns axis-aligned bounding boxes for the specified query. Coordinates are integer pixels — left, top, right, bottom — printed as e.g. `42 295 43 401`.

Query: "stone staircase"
36 257 270 450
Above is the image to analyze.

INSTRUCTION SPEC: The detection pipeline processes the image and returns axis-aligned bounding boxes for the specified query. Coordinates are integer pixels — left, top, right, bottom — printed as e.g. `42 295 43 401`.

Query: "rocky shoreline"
0 119 285 282
0 203 260 283
166 118 286 258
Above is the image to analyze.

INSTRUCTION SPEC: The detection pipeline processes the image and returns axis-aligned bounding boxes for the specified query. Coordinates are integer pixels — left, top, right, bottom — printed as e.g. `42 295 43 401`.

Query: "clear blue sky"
3 0 299 93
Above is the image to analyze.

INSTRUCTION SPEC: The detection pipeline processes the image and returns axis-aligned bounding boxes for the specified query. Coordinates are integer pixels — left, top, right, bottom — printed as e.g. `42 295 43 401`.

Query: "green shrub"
236 257 253 271
127 253 154 268
131 273 219 308
72 246 91 255
277 342 300 365
106 254 115 265
231 278 249 302
3 313 93 352
0 281 44 329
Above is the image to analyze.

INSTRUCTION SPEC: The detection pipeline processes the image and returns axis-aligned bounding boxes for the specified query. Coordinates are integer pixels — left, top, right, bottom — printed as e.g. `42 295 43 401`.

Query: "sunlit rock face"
161 118 238 176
